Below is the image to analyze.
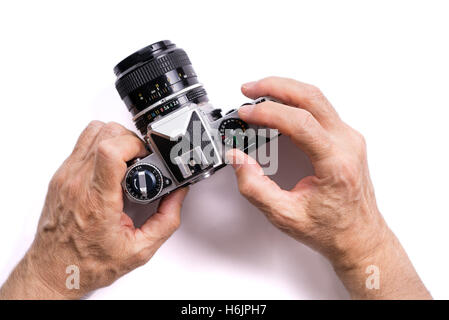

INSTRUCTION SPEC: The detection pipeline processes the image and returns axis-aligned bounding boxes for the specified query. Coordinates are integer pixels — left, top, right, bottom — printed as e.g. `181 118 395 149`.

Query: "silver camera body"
113 41 278 203
122 91 277 204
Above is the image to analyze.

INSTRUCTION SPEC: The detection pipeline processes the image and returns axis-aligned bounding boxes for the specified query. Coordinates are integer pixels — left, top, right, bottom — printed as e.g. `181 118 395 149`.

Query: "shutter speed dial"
219 118 249 148
124 163 163 203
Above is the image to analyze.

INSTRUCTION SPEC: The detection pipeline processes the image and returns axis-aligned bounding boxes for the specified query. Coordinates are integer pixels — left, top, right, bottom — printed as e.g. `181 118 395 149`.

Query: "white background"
0 0 448 299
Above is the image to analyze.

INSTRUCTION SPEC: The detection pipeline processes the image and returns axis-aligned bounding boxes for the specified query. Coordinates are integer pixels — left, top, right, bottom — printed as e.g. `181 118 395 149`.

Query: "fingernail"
242 81 256 91
225 149 242 170
225 149 264 175
238 104 255 118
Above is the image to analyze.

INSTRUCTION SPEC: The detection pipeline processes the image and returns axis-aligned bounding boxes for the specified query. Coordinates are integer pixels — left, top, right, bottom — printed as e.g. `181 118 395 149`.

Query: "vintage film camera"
114 40 278 203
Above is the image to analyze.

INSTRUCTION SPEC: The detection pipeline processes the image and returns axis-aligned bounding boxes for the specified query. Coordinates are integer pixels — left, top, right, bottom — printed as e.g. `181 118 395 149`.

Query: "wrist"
25 244 87 299
331 214 392 273
329 217 431 299
0 252 70 300
332 229 393 299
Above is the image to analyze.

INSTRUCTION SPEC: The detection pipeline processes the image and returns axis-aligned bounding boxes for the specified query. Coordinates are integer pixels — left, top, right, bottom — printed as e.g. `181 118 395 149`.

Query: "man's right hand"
227 77 431 299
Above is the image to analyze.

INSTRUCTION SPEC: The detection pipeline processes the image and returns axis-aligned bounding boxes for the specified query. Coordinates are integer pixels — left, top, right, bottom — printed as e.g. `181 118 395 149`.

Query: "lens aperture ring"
115 49 191 98
134 85 208 135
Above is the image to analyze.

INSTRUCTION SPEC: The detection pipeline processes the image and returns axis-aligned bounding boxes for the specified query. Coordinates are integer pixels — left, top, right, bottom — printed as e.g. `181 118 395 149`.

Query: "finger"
93 134 148 193
94 121 134 146
75 121 130 164
85 122 139 160
139 187 189 242
225 148 291 214
97 121 130 141
242 77 339 127
238 101 332 172
70 121 105 161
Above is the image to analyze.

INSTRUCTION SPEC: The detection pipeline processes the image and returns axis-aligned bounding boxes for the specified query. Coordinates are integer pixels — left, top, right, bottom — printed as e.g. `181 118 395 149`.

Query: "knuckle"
66 179 79 193
97 140 118 160
252 105 271 124
357 136 367 156
49 172 65 191
169 216 181 232
297 109 314 129
130 135 145 149
260 76 278 86
257 76 283 91
337 160 360 189
289 109 315 139
87 120 105 129
101 121 127 136
356 131 367 148
105 121 124 130
306 84 323 96
304 84 326 102
351 129 367 158
62 175 83 198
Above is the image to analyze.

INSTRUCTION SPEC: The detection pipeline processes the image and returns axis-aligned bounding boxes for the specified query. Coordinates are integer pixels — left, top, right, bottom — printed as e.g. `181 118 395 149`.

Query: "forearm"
333 227 431 299
0 253 67 300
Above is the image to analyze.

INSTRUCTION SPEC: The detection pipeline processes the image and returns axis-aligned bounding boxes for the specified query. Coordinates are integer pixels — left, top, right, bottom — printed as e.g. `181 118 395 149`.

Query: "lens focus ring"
115 49 191 98
114 41 209 136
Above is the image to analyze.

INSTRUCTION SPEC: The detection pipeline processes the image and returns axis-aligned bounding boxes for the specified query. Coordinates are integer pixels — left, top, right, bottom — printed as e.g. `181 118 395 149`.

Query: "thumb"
139 187 189 242
226 149 288 212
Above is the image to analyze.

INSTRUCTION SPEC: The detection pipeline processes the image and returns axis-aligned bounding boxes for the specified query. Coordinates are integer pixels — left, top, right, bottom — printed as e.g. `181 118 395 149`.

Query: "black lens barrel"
114 40 175 77
114 41 208 135
115 44 191 98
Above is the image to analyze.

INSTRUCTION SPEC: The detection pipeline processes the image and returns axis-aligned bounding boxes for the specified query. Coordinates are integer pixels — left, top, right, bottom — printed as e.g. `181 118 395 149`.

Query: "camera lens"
114 40 209 135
